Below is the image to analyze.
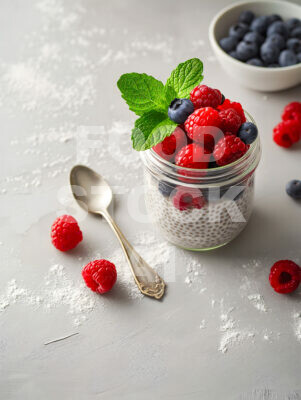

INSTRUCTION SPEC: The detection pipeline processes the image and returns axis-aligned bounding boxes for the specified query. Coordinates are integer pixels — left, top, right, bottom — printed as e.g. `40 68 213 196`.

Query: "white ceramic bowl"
209 0 301 92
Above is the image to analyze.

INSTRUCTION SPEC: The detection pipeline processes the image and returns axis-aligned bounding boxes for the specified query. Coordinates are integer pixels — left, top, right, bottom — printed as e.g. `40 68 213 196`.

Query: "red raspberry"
218 99 246 123
219 108 241 135
283 101 301 116
190 85 222 110
82 259 117 294
213 135 248 166
175 143 209 169
51 215 83 252
152 126 187 161
273 120 301 148
172 186 206 211
282 101 301 127
184 107 222 151
269 260 301 294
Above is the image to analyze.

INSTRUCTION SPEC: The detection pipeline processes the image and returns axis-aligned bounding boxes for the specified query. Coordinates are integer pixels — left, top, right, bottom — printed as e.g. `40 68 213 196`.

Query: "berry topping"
172 186 206 211
190 85 222 110
153 126 187 161
158 180 176 198
273 120 301 148
213 136 248 167
218 99 246 123
51 215 83 252
184 107 222 150
286 179 301 200
175 143 209 170
82 259 117 294
237 122 258 144
219 108 242 135
269 260 301 294
185 107 222 142
167 98 194 124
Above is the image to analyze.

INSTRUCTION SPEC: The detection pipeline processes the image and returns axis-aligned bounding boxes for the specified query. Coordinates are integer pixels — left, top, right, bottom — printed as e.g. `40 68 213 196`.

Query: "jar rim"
140 110 261 187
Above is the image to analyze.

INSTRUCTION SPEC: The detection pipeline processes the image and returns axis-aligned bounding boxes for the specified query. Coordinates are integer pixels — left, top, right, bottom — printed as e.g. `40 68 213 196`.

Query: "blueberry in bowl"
209 0 301 91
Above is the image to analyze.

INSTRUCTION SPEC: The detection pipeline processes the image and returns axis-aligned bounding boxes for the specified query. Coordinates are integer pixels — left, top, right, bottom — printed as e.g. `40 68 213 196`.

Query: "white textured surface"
0 0 300 399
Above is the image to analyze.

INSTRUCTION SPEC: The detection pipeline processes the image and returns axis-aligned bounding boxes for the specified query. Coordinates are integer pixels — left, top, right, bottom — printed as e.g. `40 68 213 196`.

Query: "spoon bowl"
70 165 112 214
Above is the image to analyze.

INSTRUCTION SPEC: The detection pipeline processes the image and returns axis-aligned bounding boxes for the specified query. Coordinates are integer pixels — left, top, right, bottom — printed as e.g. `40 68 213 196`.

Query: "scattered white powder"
218 301 255 354
293 312 301 342
184 258 206 293
199 320 206 330
0 265 95 326
240 272 269 313
44 264 96 326
0 279 43 311
247 294 268 313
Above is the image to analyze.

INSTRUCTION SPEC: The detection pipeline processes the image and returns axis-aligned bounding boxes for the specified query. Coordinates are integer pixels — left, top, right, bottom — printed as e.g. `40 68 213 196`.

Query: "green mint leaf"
165 58 203 98
117 73 168 116
131 111 177 151
164 84 177 106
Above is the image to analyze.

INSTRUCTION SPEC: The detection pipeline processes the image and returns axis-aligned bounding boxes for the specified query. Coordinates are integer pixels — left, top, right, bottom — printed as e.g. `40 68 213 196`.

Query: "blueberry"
219 36 238 53
168 98 194 124
250 16 269 35
267 21 289 39
291 27 301 39
236 41 258 61
286 180 301 200
267 14 282 25
237 122 258 144
239 10 255 25
246 58 264 66
279 49 297 67
260 42 280 64
229 23 249 39
285 18 301 32
221 94 225 104
267 63 280 68
158 181 176 198
229 50 240 60
286 38 301 53
243 31 265 46
266 33 286 50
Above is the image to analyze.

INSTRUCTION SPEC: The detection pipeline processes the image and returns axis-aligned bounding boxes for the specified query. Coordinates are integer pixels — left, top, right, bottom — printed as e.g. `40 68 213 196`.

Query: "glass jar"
140 113 261 251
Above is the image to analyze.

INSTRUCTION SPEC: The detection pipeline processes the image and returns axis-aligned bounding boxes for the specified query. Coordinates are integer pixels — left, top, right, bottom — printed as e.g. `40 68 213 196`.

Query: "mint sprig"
166 58 203 98
117 73 168 116
117 58 204 151
132 111 177 151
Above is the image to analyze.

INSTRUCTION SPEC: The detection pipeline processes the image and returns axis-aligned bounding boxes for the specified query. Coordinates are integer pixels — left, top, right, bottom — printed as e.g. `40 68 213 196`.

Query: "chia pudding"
144 173 255 250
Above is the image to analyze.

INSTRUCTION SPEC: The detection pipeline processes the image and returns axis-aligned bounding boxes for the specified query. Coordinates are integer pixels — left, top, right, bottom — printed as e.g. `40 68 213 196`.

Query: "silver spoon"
70 165 165 300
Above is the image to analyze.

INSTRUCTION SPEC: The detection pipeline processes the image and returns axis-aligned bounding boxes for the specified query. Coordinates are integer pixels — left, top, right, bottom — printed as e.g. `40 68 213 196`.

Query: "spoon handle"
100 210 165 300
